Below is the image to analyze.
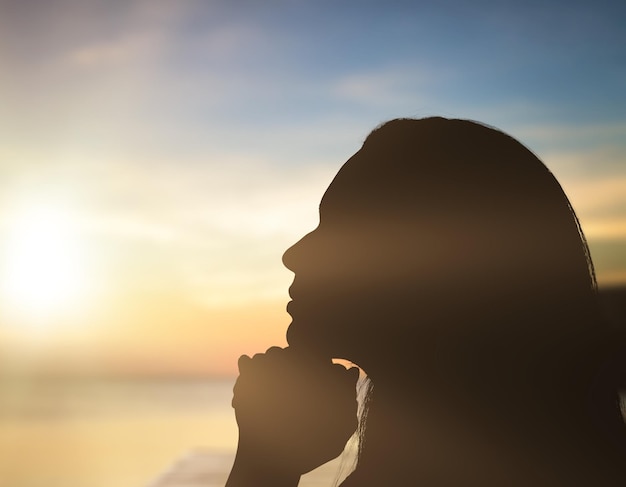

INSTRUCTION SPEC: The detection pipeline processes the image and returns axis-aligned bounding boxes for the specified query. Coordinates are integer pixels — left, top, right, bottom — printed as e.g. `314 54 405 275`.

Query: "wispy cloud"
512 123 626 178
542 145 626 224
536 144 626 246
517 122 626 145
584 218 626 240
66 34 159 68
0 146 338 309
331 66 450 110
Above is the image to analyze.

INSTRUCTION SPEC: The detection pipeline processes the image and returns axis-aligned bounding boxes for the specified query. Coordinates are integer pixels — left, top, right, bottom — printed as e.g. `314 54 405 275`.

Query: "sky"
0 0 625 377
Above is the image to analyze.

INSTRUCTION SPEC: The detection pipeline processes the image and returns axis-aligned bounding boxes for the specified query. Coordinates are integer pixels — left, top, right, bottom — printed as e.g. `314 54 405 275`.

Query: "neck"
348 373 608 487
355 380 514 482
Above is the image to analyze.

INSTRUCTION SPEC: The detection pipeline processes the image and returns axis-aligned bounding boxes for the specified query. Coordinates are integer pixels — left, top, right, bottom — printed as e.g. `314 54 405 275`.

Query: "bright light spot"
1 205 89 328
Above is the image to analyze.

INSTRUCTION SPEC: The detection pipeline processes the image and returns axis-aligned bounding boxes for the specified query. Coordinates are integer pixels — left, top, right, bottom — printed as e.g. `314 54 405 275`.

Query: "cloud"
565 177 626 216
516 122 626 146
0 149 337 307
597 270 626 287
64 12 270 70
331 66 449 109
584 218 626 240
192 22 272 62
540 146 626 222
66 34 158 68
534 144 626 244
513 123 626 176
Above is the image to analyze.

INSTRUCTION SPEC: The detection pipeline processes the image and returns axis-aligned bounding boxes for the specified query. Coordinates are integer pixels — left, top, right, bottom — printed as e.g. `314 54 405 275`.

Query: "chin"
287 318 360 363
285 318 336 356
286 317 321 348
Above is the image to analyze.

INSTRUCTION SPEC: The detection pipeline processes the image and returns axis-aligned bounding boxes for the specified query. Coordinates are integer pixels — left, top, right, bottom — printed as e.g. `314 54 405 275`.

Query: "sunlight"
1 204 88 326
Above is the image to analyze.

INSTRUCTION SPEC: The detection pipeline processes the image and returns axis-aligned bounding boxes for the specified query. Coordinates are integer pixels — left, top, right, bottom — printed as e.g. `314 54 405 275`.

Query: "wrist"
226 440 301 487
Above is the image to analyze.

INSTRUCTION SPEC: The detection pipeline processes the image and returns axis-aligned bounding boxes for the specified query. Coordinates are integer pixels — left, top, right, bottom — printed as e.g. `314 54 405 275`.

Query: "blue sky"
0 0 624 374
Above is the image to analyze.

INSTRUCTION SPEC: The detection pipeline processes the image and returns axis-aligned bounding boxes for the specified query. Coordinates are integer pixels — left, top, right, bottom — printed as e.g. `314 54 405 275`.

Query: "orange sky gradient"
1 0 625 379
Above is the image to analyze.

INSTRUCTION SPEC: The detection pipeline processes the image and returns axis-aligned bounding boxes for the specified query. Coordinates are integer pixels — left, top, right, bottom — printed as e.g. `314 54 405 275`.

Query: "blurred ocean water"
149 447 356 487
0 374 623 487
0 377 356 487
0 378 238 487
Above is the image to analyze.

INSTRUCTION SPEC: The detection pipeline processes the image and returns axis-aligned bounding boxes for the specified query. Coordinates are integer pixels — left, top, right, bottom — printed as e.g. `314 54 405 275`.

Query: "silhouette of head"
281 118 626 485
283 117 599 376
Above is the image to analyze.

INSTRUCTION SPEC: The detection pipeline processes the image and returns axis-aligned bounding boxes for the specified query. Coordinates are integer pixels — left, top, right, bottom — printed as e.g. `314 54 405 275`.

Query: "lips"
285 299 314 319
287 283 304 316
286 279 344 323
287 282 298 300
286 293 319 318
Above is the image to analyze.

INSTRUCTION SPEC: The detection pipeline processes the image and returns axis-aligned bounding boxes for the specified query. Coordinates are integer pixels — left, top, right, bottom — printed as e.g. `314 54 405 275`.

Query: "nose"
282 229 317 272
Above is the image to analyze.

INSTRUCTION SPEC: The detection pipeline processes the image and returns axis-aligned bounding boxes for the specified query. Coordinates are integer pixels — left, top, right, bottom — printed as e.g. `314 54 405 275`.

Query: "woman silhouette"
226 118 626 486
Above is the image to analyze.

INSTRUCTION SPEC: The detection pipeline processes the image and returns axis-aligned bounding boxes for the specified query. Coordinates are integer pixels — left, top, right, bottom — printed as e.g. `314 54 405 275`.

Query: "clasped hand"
231 346 360 479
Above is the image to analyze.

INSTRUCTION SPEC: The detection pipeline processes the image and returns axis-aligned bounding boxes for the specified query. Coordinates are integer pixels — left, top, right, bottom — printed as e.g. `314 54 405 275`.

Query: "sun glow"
1 205 89 325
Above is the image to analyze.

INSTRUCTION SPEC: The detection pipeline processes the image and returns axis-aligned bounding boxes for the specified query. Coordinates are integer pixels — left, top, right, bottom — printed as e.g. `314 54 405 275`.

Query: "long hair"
342 117 625 482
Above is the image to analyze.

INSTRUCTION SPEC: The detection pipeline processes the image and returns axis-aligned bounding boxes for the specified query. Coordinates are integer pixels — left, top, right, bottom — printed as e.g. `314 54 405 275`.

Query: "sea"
2 374 622 487
0 377 357 487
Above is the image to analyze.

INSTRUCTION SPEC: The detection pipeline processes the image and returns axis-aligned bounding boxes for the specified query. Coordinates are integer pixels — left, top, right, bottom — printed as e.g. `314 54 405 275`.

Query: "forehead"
318 147 449 226
315 144 537 256
316 152 434 254
320 149 404 214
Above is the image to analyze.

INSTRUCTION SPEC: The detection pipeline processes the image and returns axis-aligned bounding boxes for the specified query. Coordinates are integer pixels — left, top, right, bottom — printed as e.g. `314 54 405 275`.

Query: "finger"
237 354 252 373
231 376 241 408
265 346 284 355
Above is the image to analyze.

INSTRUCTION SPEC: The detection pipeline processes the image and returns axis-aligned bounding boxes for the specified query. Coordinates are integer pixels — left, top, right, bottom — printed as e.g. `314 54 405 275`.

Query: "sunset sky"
1 0 625 377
